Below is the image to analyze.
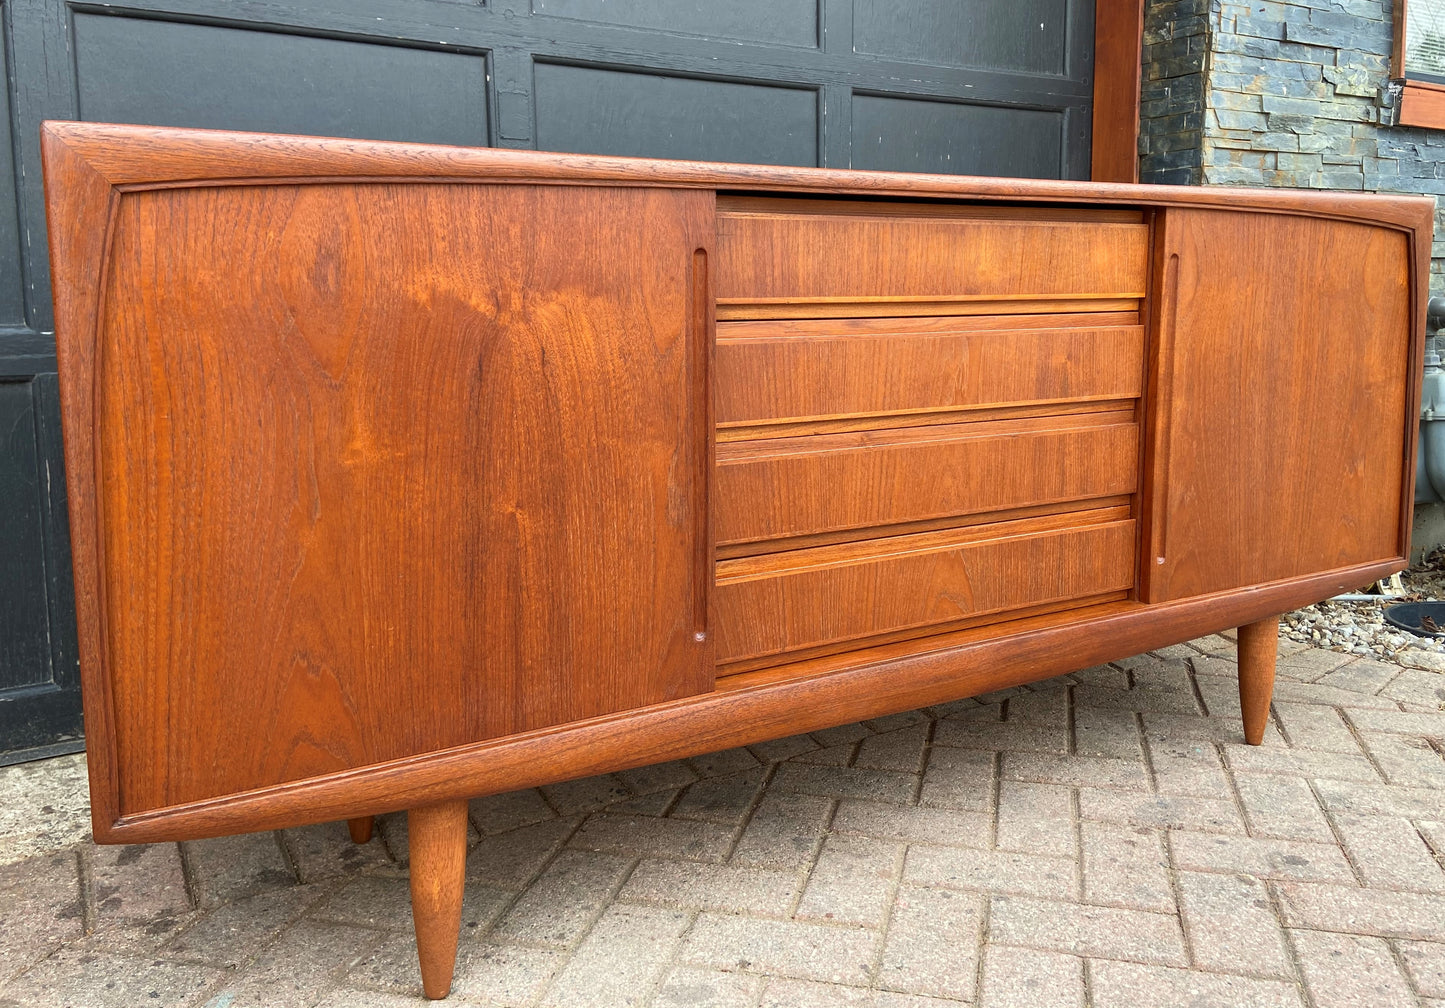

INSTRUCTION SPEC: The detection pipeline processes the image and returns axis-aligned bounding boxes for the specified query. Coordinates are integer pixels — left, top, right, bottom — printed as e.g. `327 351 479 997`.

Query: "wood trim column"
1092 0 1146 183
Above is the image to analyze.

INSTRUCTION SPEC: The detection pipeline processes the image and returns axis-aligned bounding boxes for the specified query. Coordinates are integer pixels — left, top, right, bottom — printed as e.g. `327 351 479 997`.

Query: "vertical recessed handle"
689 247 712 646
1152 251 1181 583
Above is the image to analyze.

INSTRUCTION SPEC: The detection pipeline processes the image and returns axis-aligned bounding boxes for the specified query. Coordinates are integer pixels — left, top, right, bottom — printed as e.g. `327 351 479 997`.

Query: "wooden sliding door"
1143 208 1417 601
47 165 716 815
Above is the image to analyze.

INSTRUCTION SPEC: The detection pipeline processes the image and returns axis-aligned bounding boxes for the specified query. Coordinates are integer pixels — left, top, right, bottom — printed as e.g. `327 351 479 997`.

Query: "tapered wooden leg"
1237 616 1280 746
347 816 374 844
408 800 468 1000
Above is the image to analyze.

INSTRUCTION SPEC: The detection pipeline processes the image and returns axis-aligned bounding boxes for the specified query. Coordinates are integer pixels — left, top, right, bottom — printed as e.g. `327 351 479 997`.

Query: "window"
1388 0 1445 128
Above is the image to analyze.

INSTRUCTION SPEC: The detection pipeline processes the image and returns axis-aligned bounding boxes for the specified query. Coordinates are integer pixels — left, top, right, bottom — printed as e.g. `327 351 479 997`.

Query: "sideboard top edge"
41 121 1437 235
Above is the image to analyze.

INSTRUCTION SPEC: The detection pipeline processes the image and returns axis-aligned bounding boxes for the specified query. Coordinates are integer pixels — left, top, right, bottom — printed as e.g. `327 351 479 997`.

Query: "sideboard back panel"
92 182 715 813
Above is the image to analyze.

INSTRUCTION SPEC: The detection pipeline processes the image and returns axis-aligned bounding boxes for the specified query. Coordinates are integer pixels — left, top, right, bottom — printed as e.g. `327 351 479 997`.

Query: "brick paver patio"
1 634 1443 1007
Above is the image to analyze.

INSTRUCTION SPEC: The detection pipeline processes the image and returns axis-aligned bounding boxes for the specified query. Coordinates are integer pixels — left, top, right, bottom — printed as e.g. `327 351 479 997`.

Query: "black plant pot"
1383 601 1445 638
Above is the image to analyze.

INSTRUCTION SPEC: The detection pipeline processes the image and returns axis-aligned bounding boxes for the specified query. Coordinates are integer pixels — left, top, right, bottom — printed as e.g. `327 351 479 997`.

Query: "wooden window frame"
1392 0 1445 129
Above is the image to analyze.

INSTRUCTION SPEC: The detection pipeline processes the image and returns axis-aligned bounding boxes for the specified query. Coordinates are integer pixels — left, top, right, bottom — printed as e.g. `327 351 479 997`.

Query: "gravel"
1281 548 1445 663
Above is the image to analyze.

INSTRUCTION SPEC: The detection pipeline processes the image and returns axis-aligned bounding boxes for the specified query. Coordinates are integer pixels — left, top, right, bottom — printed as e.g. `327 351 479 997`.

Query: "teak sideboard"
41 121 1430 999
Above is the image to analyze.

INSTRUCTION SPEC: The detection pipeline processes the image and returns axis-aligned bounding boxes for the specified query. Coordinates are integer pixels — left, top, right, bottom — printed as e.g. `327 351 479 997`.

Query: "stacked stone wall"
1141 0 1445 288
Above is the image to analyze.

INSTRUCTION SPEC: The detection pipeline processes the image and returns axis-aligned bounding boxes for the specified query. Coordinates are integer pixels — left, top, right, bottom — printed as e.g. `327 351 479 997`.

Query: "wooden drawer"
716 315 1145 428
716 412 1139 546
714 511 1137 665
716 198 1148 317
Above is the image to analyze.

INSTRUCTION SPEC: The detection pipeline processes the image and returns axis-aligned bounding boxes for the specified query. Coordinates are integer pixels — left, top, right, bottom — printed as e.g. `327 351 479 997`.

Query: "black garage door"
0 0 1097 762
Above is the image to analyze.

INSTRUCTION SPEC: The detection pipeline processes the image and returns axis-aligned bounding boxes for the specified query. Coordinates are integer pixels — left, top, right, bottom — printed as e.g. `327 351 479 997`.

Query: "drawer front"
716 198 1148 308
717 316 1145 427
715 516 1137 665
716 414 1139 546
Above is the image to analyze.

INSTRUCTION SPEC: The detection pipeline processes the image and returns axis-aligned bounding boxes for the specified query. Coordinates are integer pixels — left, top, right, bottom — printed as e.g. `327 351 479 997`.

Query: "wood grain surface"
1237 616 1281 747
715 512 1137 664
408 800 470 999
40 121 1437 235
715 198 1148 303
86 182 714 813
1143 208 1416 601
1091 0 1146 183
715 316 1144 426
715 414 1139 545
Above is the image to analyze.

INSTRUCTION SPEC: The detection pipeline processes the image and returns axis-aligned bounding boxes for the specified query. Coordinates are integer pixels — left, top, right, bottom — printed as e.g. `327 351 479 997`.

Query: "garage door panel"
535 63 819 166
0 27 21 327
72 13 490 147
852 95 1065 178
854 0 1076 75
532 0 820 48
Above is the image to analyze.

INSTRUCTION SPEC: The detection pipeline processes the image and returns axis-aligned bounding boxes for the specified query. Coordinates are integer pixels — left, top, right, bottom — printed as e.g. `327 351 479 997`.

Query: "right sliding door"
1143 208 1416 602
